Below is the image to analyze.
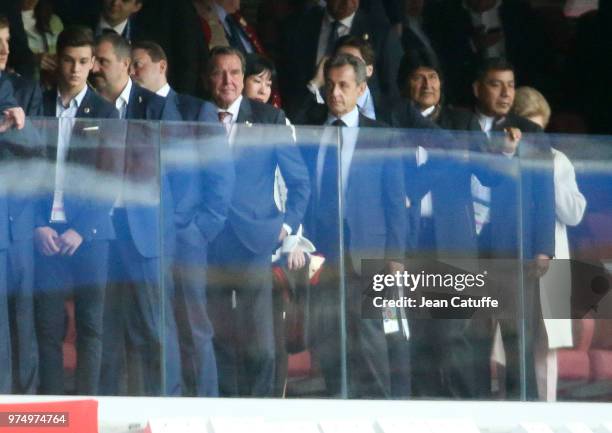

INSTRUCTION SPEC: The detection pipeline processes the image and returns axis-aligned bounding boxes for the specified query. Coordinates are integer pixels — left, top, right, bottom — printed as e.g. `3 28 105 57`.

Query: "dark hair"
324 52 367 84
244 53 276 83
131 40 167 62
475 57 514 83
397 51 442 93
0 15 8 30
56 25 95 56
95 32 131 60
207 45 245 76
332 34 375 66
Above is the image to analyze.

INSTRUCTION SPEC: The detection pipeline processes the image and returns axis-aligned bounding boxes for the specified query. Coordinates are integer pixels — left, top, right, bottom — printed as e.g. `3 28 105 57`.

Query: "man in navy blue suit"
470 58 555 400
0 15 42 395
205 46 310 397
297 53 406 397
0 17 42 116
1 75 27 394
90 31 183 396
129 41 216 122
130 40 235 396
35 26 119 396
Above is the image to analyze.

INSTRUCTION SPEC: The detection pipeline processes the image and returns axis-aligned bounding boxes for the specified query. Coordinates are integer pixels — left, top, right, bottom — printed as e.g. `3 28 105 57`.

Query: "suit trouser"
99 233 181 396
406 219 481 398
34 238 108 395
311 262 391 398
0 250 13 393
208 226 275 397
7 239 37 394
173 241 218 397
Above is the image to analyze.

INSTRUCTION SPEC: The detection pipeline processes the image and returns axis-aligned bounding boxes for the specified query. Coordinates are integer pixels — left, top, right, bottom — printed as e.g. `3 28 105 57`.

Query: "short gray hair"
324 53 367 85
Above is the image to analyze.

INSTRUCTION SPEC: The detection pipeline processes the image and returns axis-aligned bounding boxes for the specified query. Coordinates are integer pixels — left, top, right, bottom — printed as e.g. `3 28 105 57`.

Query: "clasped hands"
34 227 83 256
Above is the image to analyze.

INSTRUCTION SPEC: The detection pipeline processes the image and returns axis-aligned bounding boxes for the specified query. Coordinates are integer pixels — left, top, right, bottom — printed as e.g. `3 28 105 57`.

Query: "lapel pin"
138 96 143 103
84 107 91 114
363 33 369 41
239 17 247 26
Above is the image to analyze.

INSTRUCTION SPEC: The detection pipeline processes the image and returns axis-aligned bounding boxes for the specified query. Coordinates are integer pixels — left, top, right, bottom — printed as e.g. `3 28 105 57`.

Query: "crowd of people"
0 0 606 401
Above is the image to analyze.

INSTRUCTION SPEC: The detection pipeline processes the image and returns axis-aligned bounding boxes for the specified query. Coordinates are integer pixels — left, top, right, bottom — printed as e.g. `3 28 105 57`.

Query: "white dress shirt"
316 106 360 200
417 106 436 217
472 111 495 234
51 85 89 222
98 17 129 36
156 83 171 97
316 12 355 63
115 78 133 119
215 94 242 140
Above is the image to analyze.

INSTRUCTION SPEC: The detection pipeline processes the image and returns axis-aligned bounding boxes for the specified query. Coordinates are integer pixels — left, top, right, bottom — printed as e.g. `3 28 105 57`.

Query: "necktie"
326 20 340 55
225 15 248 54
218 111 232 134
316 118 345 256
319 119 345 219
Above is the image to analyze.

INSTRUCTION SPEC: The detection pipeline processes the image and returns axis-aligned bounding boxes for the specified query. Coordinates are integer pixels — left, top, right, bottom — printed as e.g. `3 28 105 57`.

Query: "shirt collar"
420 105 436 117
116 77 133 110
324 11 356 29
57 85 88 109
475 109 498 132
357 85 371 108
156 83 171 98
216 95 243 120
99 16 129 35
327 105 360 127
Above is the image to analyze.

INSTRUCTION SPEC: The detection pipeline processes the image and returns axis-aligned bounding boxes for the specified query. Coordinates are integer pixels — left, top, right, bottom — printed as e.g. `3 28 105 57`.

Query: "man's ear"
159 59 168 75
365 64 374 78
357 81 367 96
133 1 143 14
472 81 480 100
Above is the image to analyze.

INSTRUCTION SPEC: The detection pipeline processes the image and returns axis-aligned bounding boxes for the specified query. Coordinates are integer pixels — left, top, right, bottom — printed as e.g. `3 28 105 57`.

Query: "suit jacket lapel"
42 90 56 117
235 97 252 123
126 84 144 120
75 88 95 118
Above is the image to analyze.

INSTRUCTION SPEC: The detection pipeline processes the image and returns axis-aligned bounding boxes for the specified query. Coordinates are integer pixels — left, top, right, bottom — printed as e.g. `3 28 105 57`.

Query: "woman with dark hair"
20 0 62 83
243 53 281 108
243 53 276 105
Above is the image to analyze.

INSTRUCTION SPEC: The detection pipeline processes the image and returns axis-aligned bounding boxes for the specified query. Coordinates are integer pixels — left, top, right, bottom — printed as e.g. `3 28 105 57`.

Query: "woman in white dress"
513 86 587 401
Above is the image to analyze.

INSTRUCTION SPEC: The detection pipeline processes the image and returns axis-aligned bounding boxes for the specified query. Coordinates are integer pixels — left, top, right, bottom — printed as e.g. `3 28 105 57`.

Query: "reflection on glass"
1 118 611 402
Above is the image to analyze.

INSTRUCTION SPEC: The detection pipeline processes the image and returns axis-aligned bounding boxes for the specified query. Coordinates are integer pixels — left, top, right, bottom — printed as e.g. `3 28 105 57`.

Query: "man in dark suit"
0 32 41 393
0 18 42 117
35 26 119 396
470 58 555 400
390 53 493 399
297 53 406 397
204 46 310 397
279 0 403 117
130 40 215 122
1 75 26 394
295 35 395 124
130 40 235 396
423 0 554 106
90 31 182 396
89 0 206 97
0 4 35 79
